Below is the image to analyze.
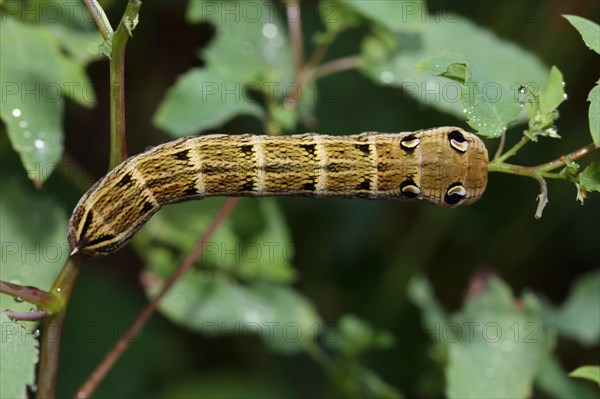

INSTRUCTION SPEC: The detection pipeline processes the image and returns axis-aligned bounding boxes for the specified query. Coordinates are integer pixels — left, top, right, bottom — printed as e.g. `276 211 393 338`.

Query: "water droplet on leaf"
34 139 45 150
379 70 394 84
262 23 277 39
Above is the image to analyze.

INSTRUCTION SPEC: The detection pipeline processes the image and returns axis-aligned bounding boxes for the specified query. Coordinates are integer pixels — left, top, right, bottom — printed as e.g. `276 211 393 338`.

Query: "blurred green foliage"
1 1 599 398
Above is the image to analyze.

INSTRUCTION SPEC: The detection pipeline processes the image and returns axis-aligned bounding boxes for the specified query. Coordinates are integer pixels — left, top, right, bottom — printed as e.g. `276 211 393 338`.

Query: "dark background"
40 0 600 397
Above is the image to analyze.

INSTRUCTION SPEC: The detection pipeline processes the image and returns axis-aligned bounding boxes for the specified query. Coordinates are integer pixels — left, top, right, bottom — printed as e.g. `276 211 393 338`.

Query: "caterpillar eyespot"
68 126 489 257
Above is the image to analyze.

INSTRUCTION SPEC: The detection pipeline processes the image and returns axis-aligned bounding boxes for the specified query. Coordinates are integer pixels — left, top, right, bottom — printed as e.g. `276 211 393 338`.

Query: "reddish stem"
75 198 240 398
0 281 55 309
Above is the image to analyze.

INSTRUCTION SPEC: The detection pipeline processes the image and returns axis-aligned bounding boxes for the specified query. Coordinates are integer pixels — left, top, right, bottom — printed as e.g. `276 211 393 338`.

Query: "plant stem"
488 141 599 218
493 132 507 161
1 310 48 322
314 55 361 80
75 198 239 399
495 135 530 163
36 313 65 399
83 0 113 41
285 0 304 80
534 175 548 219
283 29 341 110
36 255 81 399
0 280 55 309
108 0 142 169
537 142 600 172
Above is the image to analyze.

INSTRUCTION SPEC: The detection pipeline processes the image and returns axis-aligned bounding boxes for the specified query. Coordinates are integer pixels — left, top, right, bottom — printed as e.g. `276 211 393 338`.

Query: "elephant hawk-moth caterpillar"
68 126 488 256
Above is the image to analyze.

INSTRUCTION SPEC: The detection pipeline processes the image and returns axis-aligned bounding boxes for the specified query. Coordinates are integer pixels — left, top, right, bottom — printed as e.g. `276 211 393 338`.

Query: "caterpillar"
68 127 488 256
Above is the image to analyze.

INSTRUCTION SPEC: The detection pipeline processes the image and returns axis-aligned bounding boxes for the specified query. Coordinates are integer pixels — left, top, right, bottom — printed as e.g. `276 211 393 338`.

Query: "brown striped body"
68 127 488 256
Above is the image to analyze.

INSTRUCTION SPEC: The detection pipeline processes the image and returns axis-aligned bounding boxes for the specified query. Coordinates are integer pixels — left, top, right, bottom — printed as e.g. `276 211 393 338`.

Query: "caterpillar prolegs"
68 127 489 256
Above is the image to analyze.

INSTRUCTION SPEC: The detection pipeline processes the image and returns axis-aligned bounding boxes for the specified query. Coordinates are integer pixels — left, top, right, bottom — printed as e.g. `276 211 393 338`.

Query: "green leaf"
186 0 293 83
420 57 522 137
564 15 600 54
153 68 263 136
536 355 599 398
0 18 99 184
443 277 553 399
318 1 363 33
157 0 295 134
339 0 426 33
361 18 548 121
407 274 448 329
579 163 600 192
358 367 404 399
539 66 566 114
326 314 394 358
0 314 38 399
461 66 522 137
570 366 600 386
588 80 600 145
136 198 316 353
0 171 69 397
552 270 600 346
144 272 320 354
0 174 69 307
520 67 566 141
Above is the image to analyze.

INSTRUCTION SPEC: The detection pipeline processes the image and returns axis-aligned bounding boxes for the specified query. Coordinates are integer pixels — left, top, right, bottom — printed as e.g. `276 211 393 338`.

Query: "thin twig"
314 55 361 80
493 132 507 160
75 198 240 399
286 0 304 81
0 281 55 309
537 142 600 172
1 310 49 322
83 0 113 41
534 175 549 219
495 136 530 163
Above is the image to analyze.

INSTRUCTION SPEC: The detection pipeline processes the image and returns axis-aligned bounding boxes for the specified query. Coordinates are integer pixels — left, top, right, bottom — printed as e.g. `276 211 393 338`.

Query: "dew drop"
19 120 28 128
34 139 45 150
12 108 21 117
56 287 62 293
33 329 40 338
563 93 568 100
29 384 38 393
262 23 277 39
501 340 514 352
561 81 566 87
29 308 35 312
462 108 467 113
380 70 394 84
14 296 24 303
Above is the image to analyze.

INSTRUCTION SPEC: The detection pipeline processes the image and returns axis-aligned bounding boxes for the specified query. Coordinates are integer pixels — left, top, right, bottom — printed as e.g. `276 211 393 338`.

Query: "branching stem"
83 0 113 41
489 140 599 217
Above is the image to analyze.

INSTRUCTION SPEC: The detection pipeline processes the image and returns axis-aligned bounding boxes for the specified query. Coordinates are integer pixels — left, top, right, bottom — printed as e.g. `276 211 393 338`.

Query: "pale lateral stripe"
129 159 160 207
315 135 327 193
369 134 379 197
252 135 266 192
189 142 205 193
